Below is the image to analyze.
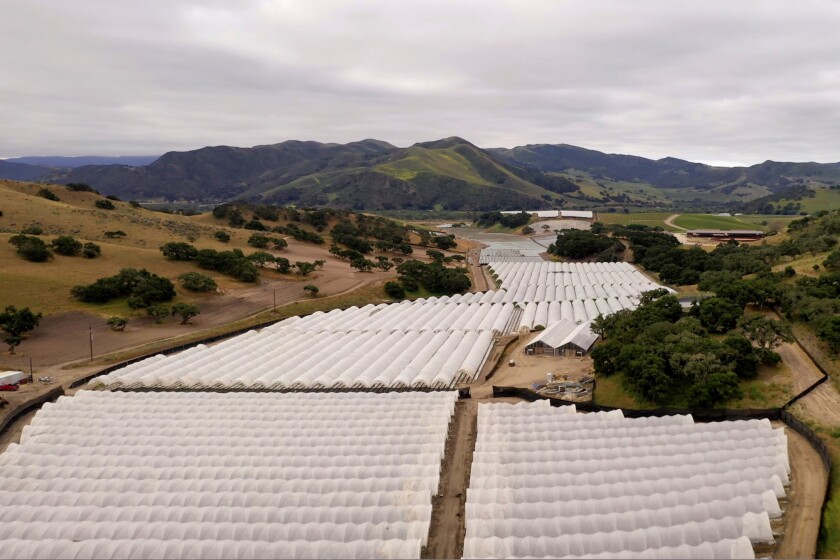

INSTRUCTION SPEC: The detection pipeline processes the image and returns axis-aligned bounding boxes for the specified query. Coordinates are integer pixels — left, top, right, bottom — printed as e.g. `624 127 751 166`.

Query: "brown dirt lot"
1 261 393 370
484 332 593 390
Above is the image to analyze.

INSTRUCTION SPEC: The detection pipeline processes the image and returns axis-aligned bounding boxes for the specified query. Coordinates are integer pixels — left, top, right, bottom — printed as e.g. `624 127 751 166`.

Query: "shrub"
66 183 98 193
384 281 405 300
103 230 126 238
38 188 59 201
51 235 83 256
107 317 128 332
178 272 217 292
303 285 319 297
295 261 316 276
275 257 292 274
194 249 259 282
94 199 115 210
146 304 170 324
21 225 43 235
433 235 457 250
82 242 101 258
9 235 50 262
247 233 270 249
71 268 175 308
214 231 230 243
244 219 267 231
247 251 275 266
271 237 288 250
160 242 198 261
171 302 200 324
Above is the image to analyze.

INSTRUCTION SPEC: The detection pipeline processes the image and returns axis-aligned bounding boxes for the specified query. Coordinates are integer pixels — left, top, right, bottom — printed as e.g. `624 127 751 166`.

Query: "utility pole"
88 325 93 362
273 289 277 313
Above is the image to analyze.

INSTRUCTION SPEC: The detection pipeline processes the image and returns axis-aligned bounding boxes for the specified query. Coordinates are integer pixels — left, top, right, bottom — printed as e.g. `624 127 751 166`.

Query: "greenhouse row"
478 248 544 264
0 391 458 559
464 401 786 559
269 301 518 335
0 539 422 560
516 298 636 330
92 329 496 390
488 261 667 292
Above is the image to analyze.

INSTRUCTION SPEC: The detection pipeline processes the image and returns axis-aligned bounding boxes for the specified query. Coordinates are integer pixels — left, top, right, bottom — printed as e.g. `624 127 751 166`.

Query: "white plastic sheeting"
91 298 513 390
481 262 670 331
487 262 673 302
464 400 787 559
0 391 458 559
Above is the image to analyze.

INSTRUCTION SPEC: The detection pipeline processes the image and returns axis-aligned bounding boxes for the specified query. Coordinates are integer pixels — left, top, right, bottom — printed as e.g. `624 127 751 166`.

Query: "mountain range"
4 138 840 212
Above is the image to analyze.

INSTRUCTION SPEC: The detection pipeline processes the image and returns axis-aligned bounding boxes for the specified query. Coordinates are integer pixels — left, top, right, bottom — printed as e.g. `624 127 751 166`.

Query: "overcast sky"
2 1 840 165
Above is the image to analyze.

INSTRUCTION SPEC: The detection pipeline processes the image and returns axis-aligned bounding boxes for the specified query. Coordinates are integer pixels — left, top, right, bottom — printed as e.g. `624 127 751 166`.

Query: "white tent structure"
0 391 458 559
465 400 787 559
92 298 515 391
523 320 599 356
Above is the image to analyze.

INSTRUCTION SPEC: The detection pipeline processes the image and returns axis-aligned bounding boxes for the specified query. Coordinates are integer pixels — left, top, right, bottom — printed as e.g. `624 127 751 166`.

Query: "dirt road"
466 242 493 293
423 400 477 559
775 424 827 559
664 214 686 230
777 342 825 395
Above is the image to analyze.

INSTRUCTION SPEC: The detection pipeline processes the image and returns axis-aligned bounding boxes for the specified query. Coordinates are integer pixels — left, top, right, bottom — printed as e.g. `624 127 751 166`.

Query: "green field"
597 212 677 229
671 214 769 230
598 212 799 232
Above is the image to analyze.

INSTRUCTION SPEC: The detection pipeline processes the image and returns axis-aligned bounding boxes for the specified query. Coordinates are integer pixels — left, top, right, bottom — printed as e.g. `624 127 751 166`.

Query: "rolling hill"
5 155 159 168
6 138 840 212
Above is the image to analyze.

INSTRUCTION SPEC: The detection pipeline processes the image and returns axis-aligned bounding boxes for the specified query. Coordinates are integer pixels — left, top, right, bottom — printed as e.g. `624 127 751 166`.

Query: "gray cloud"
2 0 839 165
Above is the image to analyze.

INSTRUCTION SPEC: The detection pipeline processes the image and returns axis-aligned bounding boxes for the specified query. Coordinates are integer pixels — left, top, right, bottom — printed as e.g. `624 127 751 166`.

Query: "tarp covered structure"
92 298 513 391
0 391 458 559
523 320 599 356
464 400 787 559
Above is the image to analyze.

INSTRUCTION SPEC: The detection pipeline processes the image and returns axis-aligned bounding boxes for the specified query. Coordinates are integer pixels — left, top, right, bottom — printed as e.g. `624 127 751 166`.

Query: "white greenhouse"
464 400 788 559
0 391 458 559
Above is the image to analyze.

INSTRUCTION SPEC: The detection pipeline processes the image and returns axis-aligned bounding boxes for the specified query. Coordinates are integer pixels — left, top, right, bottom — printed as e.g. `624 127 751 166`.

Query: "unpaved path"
423 400 477 559
777 342 825 395
775 423 827 559
466 242 493 293
664 214 686 230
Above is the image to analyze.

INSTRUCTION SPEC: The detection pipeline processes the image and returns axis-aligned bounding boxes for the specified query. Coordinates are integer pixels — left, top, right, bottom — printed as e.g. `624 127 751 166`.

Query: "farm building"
465 400 786 559
500 210 560 218
560 210 594 220
687 229 765 240
523 320 599 356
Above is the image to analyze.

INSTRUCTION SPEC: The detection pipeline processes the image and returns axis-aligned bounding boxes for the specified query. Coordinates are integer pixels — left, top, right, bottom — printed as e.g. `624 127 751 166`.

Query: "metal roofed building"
523 319 600 357
560 210 594 219
687 230 765 239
